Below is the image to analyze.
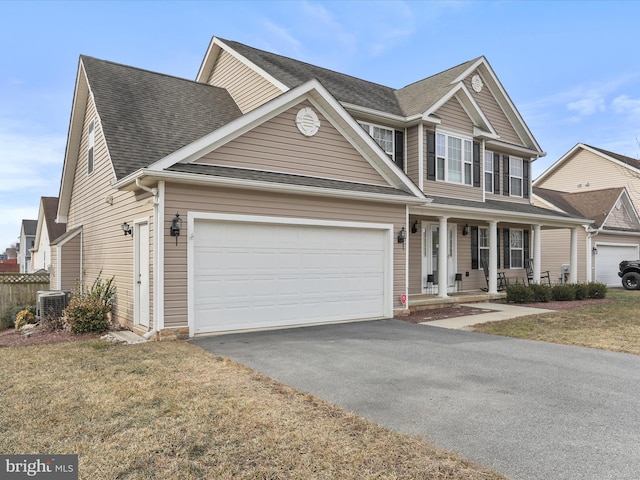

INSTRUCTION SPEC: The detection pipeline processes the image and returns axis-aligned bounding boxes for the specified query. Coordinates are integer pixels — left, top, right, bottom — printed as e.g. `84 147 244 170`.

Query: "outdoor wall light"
397 226 406 244
462 224 469 236
592 246 598 254
121 222 133 236
170 212 182 246
411 220 419 234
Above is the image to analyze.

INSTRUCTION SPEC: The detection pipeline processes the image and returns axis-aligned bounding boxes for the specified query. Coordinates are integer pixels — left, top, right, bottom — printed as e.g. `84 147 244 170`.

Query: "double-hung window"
484 151 494 193
510 156 523 197
479 227 490 268
87 120 95 175
509 229 524 268
360 122 394 158
436 132 472 185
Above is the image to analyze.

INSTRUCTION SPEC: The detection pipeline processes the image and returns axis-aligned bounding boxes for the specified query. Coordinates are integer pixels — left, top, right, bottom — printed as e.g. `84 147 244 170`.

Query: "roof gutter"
117 169 431 206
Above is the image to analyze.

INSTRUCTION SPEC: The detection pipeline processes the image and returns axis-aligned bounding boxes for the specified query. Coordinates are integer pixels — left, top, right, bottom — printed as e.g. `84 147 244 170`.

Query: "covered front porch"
404 196 590 310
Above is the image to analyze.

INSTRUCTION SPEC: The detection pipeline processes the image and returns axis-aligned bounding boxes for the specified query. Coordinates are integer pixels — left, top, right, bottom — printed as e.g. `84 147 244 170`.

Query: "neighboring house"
17 219 37 273
31 197 67 273
533 187 640 285
54 37 586 338
534 143 640 285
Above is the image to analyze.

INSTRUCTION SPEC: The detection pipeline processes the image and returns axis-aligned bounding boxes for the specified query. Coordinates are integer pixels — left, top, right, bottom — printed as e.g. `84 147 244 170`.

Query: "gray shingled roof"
534 186 625 228
81 56 243 180
584 144 640 170
42 197 66 242
426 195 581 219
168 163 414 197
219 39 405 116
395 58 480 117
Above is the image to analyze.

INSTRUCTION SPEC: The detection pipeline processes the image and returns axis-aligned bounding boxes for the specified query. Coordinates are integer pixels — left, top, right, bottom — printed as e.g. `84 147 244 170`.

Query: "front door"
422 223 457 291
135 221 150 328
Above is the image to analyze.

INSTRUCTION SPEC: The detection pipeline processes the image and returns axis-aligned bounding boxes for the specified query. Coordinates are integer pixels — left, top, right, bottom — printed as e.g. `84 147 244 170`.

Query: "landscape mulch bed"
398 298 613 324
0 297 613 347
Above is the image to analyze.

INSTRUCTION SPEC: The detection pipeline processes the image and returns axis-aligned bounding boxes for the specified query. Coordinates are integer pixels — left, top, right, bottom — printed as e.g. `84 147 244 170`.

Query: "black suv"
618 260 640 290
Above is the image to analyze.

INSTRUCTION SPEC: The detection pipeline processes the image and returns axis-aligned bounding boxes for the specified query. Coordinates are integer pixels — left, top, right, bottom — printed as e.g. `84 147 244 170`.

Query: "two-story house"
17 219 37 273
53 37 586 339
533 143 640 285
31 197 67 272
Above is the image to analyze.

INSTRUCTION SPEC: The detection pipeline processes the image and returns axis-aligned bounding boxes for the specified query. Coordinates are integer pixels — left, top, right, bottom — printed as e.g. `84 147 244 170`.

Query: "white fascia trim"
121 169 430 205
211 37 290 92
534 143 584 185
602 189 640 228
485 139 544 158
452 57 543 154
146 79 425 200
455 84 498 137
341 102 416 125
410 203 590 227
531 193 567 214
58 62 89 223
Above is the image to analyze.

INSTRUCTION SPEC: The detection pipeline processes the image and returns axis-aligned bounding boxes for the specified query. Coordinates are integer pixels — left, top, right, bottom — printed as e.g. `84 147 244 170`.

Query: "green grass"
0 340 505 480
473 289 640 354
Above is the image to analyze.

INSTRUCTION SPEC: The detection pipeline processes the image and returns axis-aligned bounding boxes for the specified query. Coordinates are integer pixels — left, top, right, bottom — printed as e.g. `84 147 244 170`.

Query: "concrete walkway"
423 302 555 329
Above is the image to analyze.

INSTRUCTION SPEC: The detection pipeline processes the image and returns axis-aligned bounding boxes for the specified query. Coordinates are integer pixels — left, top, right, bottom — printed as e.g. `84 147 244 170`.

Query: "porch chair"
481 260 509 292
524 259 551 285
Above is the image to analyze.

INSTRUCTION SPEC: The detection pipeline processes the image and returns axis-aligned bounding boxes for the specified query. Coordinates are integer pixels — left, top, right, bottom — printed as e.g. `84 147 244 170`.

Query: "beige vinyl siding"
406 126 420 186
465 72 523 146
540 228 588 283
436 97 474 133
59 234 81 291
163 183 407 329
197 101 389 186
49 246 57 289
208 49 284 114
538 149 640 211
66 96 154 329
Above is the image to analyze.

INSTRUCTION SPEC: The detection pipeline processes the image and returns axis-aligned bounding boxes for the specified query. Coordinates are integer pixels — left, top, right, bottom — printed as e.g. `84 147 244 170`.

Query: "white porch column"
488 220 498 294
570 227 579 283
438 216 448 298
533 224 542 283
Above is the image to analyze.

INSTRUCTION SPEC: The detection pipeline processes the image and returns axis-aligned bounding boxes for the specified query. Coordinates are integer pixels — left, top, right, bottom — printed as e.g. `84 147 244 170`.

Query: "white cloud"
567 92 606 117
612 94 640 119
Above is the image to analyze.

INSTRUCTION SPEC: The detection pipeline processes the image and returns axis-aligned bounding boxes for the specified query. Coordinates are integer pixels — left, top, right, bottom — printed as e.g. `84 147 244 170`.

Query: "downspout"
135 178 160 340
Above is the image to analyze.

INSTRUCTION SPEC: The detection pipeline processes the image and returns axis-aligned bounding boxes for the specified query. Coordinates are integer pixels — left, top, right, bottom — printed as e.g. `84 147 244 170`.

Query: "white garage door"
191 218 390 334
595 244 639 286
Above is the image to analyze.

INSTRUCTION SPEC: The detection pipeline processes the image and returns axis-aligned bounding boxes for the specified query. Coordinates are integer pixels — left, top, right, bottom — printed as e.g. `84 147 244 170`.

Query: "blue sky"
1 0 640 252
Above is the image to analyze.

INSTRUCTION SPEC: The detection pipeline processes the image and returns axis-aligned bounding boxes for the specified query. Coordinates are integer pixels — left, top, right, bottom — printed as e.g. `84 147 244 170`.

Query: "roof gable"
137 79 425 200
533 186 640 229
535 143 640 186
201 39 542 155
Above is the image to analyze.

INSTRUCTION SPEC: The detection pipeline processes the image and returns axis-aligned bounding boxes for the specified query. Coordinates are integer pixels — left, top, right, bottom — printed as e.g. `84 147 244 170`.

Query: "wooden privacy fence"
0 272 51 319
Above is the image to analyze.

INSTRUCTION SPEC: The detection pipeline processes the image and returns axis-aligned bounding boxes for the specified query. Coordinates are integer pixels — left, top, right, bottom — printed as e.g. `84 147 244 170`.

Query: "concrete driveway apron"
192 319 640 480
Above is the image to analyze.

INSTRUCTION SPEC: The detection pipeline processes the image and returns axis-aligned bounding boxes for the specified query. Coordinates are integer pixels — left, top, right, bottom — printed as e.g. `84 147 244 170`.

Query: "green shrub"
574 283 589 300
64 295 110 334
506 283 535 303
1 306 25 331
552 284 576 301
587 282 607 299
89 271 116 309
530 283 552 302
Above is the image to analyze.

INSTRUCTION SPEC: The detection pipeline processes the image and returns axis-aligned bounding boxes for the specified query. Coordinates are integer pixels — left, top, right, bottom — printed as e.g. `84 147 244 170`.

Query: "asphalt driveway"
192 319 640 480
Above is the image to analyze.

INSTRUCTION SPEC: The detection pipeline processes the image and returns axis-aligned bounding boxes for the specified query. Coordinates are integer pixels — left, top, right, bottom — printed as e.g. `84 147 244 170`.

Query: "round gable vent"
296 107 321 137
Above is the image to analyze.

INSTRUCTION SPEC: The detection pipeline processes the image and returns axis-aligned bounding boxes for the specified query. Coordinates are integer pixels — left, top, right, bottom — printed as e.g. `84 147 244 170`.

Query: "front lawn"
0 340 504 479
473 289 640 354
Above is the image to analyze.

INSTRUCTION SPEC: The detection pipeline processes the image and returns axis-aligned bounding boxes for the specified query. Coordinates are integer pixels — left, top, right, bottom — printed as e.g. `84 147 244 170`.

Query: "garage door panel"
193 219 388 334
596 244 639 286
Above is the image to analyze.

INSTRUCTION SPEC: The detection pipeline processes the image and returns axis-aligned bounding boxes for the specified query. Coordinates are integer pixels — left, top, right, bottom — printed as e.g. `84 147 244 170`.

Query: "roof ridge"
80 55 223 89
398 56 482 90
217 38 397 91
